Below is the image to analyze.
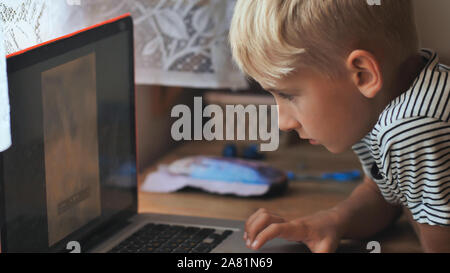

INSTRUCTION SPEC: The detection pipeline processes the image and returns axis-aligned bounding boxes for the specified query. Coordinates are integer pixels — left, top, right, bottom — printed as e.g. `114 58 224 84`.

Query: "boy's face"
262 67 374 153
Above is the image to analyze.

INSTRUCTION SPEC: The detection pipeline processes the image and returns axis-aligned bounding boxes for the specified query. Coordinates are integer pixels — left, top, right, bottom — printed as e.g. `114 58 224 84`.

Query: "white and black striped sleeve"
377 117 450 226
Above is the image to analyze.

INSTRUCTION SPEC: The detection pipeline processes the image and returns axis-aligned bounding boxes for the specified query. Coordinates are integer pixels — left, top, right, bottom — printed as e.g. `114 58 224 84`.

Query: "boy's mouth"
297 131 320 145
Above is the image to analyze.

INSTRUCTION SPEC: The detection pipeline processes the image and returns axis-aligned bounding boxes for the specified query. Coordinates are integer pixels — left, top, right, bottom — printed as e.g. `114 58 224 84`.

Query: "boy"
229 0 449 252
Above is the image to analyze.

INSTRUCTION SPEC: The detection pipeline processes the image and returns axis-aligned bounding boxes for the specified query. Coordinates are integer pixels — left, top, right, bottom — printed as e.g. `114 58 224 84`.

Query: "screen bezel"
0 15 138 253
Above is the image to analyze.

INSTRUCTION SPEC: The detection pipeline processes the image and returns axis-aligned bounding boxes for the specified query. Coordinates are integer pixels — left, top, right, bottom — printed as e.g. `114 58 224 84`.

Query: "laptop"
0 14 308 253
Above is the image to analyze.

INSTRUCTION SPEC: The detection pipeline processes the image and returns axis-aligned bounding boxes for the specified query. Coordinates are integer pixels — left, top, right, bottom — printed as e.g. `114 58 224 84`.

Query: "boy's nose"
277 106 300 132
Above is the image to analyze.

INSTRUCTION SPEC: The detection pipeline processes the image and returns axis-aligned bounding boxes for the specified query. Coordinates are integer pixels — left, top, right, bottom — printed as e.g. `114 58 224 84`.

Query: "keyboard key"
202 237 215 244
180 241 198 248
183 227 200 234
143 247 156 253
190 243 212 253
172 247 189 253
192 229 215 240
155 247 174 253
145 241 161 248
221 230 233 238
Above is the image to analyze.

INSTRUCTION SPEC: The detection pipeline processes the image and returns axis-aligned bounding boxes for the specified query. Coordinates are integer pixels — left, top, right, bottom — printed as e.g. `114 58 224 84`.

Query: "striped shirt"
352 49 450 226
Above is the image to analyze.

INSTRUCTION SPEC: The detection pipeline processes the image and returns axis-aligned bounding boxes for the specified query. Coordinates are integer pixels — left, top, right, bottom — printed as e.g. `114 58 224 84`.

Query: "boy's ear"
346 50 383 99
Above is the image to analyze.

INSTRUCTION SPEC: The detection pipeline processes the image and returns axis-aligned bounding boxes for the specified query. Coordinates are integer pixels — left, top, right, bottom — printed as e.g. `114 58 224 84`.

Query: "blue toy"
222 143 265 160
222 143 238 158
286 170 362 182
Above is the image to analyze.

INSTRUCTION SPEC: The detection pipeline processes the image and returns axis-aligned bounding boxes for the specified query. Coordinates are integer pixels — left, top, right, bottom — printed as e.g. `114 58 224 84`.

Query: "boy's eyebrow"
265 88 294 94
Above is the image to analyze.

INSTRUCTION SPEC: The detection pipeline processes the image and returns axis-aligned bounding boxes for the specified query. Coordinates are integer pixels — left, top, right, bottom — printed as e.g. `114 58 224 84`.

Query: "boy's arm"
404 207 450 253
245 174 403 252
331 174 402 240
415 222 450 252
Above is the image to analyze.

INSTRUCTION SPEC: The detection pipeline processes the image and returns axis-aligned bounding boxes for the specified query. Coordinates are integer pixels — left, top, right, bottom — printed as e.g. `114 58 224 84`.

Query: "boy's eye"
278 92 295 102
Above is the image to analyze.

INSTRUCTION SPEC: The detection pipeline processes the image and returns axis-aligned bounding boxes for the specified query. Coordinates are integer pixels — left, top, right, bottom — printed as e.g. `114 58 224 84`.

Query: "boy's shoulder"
352 49 448 155
374 49 449 139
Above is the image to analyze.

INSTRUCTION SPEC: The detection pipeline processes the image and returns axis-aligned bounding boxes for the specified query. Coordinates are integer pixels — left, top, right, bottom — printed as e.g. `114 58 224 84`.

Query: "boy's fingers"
246 212 272 243
246 213 284 244
250 222 287 250
246 208 281 229
251 220 310 250
245 208 268 231
245 208 269 239
311 239 335 253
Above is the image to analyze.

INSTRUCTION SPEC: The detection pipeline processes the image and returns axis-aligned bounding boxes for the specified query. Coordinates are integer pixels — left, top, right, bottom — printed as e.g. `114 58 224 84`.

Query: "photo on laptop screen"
42 53 101 247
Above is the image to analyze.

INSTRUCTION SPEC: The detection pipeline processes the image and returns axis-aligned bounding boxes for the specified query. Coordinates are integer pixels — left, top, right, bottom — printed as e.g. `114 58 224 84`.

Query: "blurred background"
0 0 449 173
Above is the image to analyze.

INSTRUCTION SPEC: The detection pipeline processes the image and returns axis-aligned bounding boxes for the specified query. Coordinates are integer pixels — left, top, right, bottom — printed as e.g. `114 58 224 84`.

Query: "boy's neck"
394 53 427 98
373 53 427 121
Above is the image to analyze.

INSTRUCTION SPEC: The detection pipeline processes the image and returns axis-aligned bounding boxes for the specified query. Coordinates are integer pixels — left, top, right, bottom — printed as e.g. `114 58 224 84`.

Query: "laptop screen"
0 15 137 253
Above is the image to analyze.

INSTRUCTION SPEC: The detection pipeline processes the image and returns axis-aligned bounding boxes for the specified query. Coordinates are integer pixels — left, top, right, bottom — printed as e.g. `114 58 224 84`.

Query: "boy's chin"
323 144 348 154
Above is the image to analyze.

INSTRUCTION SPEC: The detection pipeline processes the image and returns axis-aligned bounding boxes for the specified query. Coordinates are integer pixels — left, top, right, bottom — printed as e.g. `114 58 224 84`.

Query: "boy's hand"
244 208 342 253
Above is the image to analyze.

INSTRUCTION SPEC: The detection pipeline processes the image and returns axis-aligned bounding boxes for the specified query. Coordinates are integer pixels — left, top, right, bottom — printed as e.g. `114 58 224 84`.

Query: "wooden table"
138 141 422 253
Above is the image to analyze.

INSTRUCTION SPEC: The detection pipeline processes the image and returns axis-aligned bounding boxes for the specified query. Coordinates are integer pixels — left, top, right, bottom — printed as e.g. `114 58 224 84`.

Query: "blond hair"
229 0 419 88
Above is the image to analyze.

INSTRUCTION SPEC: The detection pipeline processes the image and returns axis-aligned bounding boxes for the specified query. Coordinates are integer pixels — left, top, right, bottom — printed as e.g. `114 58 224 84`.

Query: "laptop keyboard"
108 223 233 253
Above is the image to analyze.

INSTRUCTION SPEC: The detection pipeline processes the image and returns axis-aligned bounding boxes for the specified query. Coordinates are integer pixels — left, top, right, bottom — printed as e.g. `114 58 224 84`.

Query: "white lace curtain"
0 25 9 152
0 0 248 89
